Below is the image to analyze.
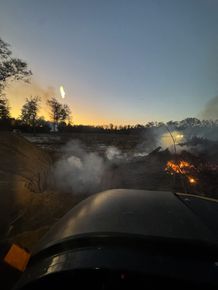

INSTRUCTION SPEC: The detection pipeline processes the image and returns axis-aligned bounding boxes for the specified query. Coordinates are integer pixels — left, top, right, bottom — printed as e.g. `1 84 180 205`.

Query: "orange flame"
165 160 194 174
165 160 197 185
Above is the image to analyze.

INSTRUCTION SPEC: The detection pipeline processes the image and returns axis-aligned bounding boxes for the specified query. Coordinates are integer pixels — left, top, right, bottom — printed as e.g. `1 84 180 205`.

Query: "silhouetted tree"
166 120 179 128
20 96 40 129
47 97 71 131
179 118 201 128
0 38 32 93
0 95 10 119
109 123 114 130
145 121 155 128
35 116 50 132
60 104 71 123
47 97 62 131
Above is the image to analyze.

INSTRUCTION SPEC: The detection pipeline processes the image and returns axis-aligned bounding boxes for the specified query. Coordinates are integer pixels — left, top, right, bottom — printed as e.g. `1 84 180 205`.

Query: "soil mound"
0 132 52 239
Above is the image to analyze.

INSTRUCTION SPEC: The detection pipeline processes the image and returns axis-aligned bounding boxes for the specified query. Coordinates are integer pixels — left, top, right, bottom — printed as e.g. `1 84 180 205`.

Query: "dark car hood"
16 189 218 289
35 189 218 253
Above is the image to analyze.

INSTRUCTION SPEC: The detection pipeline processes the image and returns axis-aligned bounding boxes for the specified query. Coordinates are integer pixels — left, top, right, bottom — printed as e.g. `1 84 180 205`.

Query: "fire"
188 177 196 184
165 160 197 185
165 160 194 174
60 85 65 99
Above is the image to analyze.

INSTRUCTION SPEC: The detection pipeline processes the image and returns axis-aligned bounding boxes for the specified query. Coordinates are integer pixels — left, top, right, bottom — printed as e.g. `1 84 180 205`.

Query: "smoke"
105 146 122 160
201 96 218 120
136 126 184 153
135 127 163 154
6 80 55 101
5 80 56 118
52 140 106 194
51 122 218 195
139 126 213 153
51 141 152 195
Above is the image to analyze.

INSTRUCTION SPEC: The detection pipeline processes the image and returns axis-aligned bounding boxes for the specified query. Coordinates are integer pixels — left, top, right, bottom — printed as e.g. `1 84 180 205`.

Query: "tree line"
1 102 218 134
0 95 71 131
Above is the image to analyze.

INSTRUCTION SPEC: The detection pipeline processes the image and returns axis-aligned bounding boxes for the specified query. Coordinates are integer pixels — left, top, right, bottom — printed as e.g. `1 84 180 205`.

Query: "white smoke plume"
51 141 150 195
52 140 105 194
105 146 122 160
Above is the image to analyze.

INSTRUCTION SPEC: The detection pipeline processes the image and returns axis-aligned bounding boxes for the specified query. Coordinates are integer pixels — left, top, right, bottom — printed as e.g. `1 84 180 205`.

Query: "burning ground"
46 134 218 198
0 131 218 251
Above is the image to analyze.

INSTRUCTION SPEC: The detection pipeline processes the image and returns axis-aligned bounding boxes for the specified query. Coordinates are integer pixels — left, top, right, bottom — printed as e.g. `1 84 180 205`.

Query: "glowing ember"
60 85 65 99
165 160 197 185
188 177 196 184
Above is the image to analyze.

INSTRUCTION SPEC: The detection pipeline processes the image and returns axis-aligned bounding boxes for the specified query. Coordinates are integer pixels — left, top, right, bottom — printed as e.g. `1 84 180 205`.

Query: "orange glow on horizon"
5 81 147 126
10 105 132 126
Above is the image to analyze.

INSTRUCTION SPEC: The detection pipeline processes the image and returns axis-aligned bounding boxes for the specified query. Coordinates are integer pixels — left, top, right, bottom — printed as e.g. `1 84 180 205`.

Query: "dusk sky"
0 0 218 125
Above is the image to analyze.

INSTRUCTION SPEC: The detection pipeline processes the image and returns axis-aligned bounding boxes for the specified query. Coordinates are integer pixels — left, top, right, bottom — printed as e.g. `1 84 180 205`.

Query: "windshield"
0 1 218 288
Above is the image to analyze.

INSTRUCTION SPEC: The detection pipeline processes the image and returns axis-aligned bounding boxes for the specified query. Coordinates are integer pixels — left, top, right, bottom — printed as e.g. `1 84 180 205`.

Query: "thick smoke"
51 141 155 195
138 124 217 154
137 126 177 153
201 96 218 120
105 146 123 160
135 127 164 154
52 140 106 194
51 119 218 195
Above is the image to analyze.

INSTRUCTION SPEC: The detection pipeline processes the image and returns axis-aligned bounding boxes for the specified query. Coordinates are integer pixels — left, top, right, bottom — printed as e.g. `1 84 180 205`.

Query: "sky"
0 0 218 125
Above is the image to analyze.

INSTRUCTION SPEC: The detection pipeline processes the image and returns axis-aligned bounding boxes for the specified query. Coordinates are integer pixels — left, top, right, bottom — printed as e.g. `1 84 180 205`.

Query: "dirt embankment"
0 133 75 249
0 132 171 249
